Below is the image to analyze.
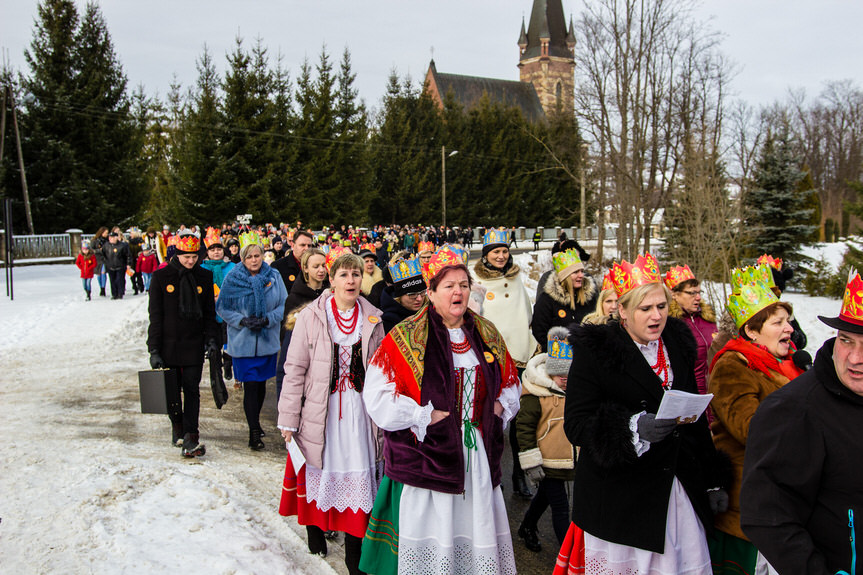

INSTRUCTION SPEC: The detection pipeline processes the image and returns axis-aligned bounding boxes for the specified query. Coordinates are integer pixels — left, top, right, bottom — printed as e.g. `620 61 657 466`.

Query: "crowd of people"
78 218 862 574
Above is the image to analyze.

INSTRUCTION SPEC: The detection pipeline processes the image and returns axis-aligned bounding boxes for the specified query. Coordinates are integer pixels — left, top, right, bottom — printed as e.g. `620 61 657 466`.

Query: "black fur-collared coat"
565 317 724 553
531 270 597 352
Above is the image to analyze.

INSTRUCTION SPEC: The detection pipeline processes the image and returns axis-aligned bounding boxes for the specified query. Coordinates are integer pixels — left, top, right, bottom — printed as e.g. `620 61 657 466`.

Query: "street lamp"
579 142 588 240
442 146 458 229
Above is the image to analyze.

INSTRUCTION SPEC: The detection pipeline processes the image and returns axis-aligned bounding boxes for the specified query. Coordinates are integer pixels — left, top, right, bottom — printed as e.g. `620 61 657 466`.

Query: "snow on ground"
0 253 849 573
0 265 336 574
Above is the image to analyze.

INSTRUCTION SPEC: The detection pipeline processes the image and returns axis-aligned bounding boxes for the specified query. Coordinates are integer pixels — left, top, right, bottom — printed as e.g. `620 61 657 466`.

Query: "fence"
0 229 83 263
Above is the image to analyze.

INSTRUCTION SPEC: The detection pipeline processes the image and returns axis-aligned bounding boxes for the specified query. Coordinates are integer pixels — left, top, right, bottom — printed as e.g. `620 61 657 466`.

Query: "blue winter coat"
216 262 287 358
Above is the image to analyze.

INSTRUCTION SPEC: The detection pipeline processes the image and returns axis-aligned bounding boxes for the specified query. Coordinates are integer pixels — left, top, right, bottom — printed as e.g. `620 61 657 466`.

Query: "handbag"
138 368 181 416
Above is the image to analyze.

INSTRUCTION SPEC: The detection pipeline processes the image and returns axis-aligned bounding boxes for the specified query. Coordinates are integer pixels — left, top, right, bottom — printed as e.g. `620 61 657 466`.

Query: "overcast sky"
2 0 862 114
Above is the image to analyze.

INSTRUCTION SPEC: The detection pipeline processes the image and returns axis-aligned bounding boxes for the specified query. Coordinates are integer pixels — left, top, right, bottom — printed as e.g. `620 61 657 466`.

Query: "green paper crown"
731 263 776 292
726 282 780 329
553 249 583 274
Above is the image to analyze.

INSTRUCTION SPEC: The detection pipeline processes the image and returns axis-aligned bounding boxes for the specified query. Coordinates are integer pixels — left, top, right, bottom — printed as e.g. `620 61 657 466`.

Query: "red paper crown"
204 227 222 249
418 241 435 254
325 245 351 271
175 233 200 253
757 254 783 271
360 243 376 253
611 252 661 297
664 265 696 290
840 270 863 326
601 270 614 292
425 245 466 284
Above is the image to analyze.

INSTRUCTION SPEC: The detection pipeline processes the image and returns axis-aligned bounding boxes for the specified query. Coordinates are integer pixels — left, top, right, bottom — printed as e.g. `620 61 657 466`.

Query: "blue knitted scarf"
219 261 278 318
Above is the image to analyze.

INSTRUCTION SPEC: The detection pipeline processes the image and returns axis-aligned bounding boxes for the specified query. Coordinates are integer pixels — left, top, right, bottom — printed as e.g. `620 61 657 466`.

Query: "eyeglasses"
682 290 702 297
404 291 426 299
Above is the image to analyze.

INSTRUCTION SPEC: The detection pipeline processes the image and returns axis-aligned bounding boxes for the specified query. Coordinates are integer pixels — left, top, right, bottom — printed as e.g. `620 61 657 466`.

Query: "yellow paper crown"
442 243 469 265
325 245 351 271
664 265 696 290
757 254 783 271
547 333 573 362
418 241 435 254
731 263 776 292
426 245 466 283
167 235 178 247
553 249 584 276
239 231 261 249
726 282 780 329
839 268 863 326
611 252 661 297
204 227 223 249
483 228 509 247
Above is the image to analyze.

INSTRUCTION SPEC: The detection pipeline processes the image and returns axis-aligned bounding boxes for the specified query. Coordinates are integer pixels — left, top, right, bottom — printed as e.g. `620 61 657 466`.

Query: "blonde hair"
240 243 263 262
301 248 326 282
329 253 364 279
618 282 671 314
562 272 591 308
581 287 617 325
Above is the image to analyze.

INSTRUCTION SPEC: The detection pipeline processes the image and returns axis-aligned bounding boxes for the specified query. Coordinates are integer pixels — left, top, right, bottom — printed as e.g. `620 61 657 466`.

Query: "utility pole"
1 84 34 235
441 145 446 229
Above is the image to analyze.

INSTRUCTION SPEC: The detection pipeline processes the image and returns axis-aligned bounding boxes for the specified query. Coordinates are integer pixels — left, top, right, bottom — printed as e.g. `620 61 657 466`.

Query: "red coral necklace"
331 297 359 334
651 338 670 390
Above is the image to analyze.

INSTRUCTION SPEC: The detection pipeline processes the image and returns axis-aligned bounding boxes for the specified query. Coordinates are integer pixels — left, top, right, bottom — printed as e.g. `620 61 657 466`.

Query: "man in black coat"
102 232 131 300
741 299 863 575
147 231 218 458
271 230 313 294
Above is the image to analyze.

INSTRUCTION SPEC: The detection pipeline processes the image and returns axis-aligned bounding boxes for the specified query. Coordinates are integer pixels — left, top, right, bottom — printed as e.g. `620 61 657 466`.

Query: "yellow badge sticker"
558 309 567 318
368 316 379 324
166 284 175 293
484 351 495 363
197 286 203 294
486 292 495 301
266 282 271 287
288 275 295 282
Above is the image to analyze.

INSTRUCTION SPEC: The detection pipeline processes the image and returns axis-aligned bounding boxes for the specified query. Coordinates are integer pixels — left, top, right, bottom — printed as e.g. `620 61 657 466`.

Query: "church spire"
519 0 572 62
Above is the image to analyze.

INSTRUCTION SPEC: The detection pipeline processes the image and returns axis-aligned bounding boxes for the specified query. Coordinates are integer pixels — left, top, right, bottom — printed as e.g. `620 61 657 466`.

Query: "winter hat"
81 240 91 250
482 228 509 257
546 327 573 377
388 257 425 297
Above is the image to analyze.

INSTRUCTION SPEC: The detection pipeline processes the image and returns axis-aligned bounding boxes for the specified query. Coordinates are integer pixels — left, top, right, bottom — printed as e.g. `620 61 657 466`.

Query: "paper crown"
175 232 200 253
325 245 351 271
611 252 661 297
388 257 426 295
239 231 261 249
167 235 178 247
483 228 509 247
442 243 469 265
757 254 783 271
664 265 696 290
426 245 467 283
601 270 614 292
360 243 376 254
731 263 776 292
547 332 573 362
417 241 435 254
320 244 331 255
204 227 223 249
837 268 863 327
553 249 584 277
726 281 780 329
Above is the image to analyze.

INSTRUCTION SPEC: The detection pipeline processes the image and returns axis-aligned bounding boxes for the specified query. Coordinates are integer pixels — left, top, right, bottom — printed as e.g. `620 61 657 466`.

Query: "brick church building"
424 0 576 121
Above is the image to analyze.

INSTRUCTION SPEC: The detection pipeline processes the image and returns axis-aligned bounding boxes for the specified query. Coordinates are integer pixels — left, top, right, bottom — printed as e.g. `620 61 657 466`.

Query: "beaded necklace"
330 297 359 334
651 338 671 390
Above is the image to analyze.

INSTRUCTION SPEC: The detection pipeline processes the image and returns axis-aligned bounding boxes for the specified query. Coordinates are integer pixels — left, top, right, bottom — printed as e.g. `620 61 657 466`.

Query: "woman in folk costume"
580 270 618 326
515 327 577 554
278 249 384 575
555 253 728 575
706 275 803 575
216 231 287 450
359 246 521 575
532 243 598 351
666 265 718 398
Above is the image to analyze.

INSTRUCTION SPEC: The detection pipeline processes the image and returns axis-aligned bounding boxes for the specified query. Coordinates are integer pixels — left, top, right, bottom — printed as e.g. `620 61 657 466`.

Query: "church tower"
518 0 576 116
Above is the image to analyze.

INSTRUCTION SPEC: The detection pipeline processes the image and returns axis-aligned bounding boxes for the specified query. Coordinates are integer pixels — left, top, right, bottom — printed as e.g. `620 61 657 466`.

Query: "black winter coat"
565 317 722 553
532 270 597 351
271 253 302 295
102 241 131 271
379 285 415 334
147 259 218 367
741 337 863 575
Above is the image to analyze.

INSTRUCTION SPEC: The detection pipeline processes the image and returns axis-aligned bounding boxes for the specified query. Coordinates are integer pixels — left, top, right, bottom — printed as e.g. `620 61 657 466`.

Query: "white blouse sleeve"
364 361 435 441
497 379 522 428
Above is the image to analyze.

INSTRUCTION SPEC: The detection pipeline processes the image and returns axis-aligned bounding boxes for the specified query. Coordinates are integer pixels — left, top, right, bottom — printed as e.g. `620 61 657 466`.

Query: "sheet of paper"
286 438 306 475
656 389 714 423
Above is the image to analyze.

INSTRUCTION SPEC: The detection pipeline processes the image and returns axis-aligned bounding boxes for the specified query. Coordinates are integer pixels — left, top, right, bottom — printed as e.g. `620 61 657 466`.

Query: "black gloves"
149 350 165 369
636 413 677 443
708 488 729 514
240 316 268 331
205 338 220 359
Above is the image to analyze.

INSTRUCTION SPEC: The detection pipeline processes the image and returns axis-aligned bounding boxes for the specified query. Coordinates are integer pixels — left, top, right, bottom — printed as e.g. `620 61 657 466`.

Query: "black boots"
182 432 206 458
99 287 106 297
518 523 542 552
249 428 264 451
307 525 327 557
171 422 184 447
85 290 91 301
223 352 233 381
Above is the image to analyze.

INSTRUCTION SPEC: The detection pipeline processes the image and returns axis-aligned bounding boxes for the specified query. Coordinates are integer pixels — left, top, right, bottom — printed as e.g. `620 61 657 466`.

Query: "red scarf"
710 337 803 382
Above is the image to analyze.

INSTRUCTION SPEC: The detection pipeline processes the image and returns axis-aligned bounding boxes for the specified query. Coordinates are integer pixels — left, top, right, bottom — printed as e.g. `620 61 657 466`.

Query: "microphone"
792 350 813 372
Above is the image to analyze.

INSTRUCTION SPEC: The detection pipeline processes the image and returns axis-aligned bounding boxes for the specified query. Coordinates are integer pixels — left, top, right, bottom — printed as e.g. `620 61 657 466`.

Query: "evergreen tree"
331 48 370 223
742 132 818 260
20 0 144 232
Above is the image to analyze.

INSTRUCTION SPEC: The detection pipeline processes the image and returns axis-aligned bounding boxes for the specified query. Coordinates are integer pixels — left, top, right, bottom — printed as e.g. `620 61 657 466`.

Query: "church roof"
425 61 545 122
520 0 572 60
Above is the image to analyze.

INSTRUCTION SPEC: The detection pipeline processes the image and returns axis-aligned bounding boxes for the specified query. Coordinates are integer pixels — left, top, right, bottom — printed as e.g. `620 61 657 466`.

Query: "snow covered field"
0 254 845 573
